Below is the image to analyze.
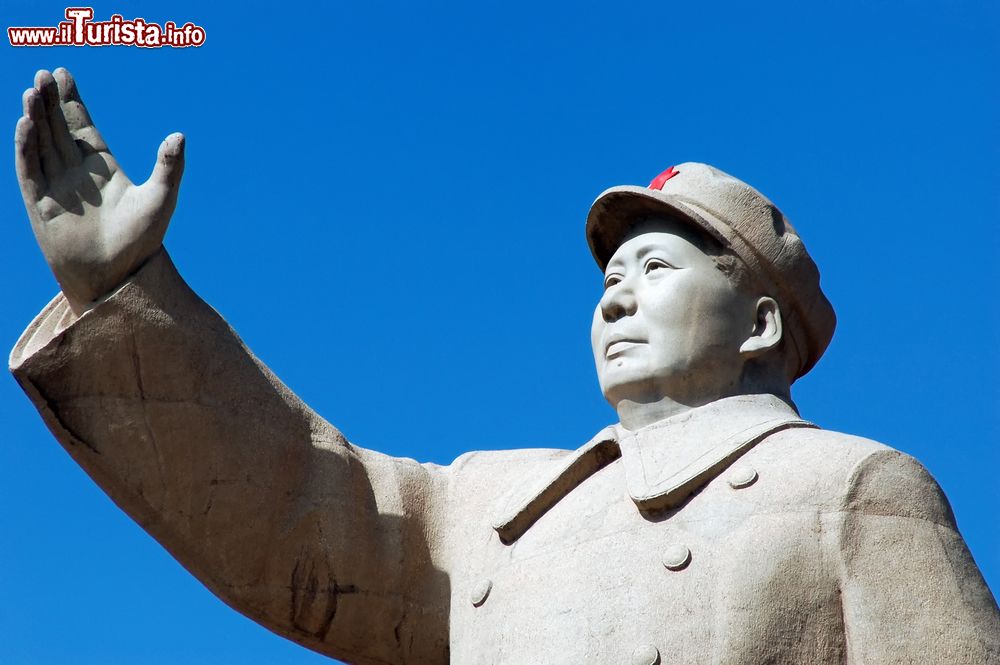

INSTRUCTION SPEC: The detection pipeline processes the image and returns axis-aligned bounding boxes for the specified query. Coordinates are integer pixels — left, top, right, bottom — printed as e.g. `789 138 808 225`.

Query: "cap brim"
586 186 729 272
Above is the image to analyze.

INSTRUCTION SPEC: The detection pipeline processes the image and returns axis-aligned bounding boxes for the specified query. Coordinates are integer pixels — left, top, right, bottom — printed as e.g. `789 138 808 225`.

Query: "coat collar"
493 394 816 543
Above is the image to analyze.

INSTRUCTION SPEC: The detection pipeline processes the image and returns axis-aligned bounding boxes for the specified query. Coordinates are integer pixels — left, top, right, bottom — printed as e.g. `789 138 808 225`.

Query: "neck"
614 388 798 432
610 364 794 431
614 395 702 431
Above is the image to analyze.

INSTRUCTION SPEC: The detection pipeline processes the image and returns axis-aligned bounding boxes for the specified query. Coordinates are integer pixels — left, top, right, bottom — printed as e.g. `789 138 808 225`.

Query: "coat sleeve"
836 448 1000 663
9 248 452 665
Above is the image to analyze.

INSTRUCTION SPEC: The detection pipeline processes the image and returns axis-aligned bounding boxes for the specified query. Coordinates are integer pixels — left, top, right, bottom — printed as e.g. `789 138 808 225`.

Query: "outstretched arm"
11 70 451 665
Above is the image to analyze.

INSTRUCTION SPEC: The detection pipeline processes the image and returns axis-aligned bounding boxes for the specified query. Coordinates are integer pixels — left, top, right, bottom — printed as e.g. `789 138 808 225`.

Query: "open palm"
14 68 185 314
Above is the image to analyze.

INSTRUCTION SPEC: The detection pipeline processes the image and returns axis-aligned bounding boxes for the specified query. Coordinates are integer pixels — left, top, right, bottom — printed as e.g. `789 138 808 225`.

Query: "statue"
12 68 1000 664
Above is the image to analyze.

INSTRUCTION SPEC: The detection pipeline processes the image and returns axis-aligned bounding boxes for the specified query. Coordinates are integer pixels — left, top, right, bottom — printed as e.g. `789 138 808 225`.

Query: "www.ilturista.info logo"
8 7 205 48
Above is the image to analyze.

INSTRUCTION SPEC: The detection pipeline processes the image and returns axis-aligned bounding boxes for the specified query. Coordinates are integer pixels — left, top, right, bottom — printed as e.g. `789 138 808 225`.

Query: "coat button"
727 465 758 489
662 543 692 571
631 644 661 665
470 578 492 607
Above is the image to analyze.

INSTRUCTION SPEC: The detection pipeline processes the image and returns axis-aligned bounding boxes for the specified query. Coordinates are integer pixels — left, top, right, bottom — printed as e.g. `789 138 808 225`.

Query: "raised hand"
15 68 185 314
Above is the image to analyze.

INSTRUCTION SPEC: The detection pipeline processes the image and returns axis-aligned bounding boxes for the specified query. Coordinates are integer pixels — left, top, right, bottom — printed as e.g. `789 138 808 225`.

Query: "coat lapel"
492 427 620 544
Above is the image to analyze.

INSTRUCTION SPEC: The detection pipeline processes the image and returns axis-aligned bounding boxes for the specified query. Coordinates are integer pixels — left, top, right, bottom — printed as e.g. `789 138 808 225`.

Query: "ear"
740 297 783 357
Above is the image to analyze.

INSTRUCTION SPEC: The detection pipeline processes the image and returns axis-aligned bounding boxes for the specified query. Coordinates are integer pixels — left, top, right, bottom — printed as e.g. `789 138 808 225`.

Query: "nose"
599 281 637 322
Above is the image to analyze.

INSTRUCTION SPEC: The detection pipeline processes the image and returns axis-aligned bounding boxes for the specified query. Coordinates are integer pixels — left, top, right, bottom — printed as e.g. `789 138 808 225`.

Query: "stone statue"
11 68 1000 664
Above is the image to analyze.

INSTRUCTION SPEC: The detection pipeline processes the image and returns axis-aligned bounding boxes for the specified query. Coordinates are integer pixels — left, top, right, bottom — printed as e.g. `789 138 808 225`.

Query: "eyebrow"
606 242 676 271
635 244 666 260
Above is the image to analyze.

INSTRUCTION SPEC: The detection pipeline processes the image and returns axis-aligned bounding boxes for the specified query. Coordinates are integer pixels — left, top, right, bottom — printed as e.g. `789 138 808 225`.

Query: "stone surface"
11 68 1000 663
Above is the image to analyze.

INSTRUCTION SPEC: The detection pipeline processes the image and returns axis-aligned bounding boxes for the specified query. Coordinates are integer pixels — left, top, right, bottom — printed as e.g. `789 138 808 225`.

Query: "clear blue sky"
2 2 997 663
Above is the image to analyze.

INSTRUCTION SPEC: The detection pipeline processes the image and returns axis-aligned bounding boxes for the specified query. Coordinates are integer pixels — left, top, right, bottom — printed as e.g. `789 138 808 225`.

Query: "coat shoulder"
748 427 954 525
443 446 571 479
435 446 572 510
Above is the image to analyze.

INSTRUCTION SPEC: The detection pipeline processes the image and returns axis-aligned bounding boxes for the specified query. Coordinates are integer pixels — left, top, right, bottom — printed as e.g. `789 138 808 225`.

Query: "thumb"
148 132 185 189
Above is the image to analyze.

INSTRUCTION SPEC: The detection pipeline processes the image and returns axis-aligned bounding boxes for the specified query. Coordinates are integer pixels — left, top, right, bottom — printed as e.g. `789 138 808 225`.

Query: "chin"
600 373 663 406
598 363 702 406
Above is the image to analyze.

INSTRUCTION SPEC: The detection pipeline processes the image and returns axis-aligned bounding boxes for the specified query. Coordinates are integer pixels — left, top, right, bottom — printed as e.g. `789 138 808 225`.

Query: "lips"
605 336 645 357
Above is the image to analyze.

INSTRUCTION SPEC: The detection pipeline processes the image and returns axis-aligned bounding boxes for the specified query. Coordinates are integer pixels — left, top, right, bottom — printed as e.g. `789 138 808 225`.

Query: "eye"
603 273 623 290
644 258 674 274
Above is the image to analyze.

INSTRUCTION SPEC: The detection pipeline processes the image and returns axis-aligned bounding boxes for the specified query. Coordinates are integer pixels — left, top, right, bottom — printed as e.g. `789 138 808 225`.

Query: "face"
591 217 754 408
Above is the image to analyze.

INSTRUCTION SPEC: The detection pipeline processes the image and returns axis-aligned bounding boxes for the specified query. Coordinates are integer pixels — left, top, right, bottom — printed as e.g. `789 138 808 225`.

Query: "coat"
11 249 1000 664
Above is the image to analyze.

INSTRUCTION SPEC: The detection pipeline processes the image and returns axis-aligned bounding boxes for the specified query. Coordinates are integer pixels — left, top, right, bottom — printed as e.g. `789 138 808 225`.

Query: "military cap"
586 162 836 379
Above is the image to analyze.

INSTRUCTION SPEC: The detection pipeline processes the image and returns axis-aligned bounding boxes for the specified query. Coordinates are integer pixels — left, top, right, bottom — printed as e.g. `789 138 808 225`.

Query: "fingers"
148 132 186 189
22 87 63 184
53 67 108 155
53 68 91 130
35 70 81 168
14 115 45 212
